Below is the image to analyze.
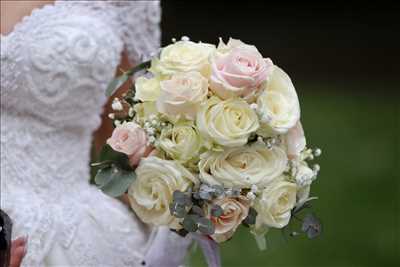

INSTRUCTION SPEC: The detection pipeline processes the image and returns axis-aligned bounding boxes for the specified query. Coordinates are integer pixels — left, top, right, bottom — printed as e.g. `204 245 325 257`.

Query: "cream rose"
133 101 158 124
150 40 215 77
199 143 287 188
256 66 300 136
208 196 250 243
159 122 202 163
156 71 208 120
210 38 274 101
128 157 199 229
134 76 161 102
106 121 148 156
255 180 297 228
196 97 259 147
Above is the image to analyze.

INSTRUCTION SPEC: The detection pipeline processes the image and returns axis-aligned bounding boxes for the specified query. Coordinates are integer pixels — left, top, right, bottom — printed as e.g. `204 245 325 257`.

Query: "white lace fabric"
0 1 189 266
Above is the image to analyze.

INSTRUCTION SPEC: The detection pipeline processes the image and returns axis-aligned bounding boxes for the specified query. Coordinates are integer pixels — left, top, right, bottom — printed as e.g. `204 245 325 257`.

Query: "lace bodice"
0 1 190 267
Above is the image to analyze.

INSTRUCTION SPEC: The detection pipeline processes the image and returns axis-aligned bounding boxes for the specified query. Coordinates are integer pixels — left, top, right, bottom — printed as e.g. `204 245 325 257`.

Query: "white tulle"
0 1 191 266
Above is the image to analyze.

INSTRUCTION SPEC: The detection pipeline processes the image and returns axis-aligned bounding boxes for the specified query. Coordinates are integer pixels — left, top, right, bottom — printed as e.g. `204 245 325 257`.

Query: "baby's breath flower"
313 148 322 157
111 98 123 111
246 191 256 201
251 184 258 193
128 107 134 117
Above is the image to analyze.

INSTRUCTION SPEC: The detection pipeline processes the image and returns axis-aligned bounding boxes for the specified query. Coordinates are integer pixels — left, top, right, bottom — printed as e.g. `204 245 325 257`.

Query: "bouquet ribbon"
144 227 221 267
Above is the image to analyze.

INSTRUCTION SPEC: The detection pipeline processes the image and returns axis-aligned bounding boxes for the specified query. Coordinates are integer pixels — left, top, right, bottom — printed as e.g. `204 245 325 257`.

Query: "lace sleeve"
114 1 162 64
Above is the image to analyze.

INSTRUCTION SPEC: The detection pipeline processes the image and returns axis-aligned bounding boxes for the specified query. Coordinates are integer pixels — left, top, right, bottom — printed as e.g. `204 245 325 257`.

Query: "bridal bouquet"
92 37 322 248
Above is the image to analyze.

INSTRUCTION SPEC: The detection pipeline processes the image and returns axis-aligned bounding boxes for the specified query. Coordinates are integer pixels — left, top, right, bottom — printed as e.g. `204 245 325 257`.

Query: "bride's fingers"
10 237 27 267
11 236 27 248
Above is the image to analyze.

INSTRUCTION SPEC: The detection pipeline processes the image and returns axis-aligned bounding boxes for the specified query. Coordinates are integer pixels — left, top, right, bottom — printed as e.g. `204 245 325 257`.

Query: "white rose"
150 40 215 77
256 66 300 136
128 157 199 229
159 121 202 163
199 143 287 188
133 102 158 124
134 76 161 102
156 71 208 120
196 97 259 147
255 180 297 228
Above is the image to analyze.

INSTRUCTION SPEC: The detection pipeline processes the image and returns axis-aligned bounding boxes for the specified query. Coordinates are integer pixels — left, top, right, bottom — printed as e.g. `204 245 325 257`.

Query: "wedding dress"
0 1 191 266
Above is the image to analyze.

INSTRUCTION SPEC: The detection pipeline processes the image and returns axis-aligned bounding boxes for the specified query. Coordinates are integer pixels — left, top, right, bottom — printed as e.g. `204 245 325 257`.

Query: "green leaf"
183 215 198 232
94 166 113 187
243 207 258 225
98 145 132 171
191 205 205 217
197 217 215 235
100 168 136 197
106 74 130 97
210 205 223 217
169 202 187 218
105 61 151 97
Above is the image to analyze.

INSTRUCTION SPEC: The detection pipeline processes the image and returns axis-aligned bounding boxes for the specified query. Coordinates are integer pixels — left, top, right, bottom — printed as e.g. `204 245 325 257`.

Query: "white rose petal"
257 66 300 136
134 76 161 102
196 97 259 147
255 180 297 228
128 157 199 229
199 143 287 188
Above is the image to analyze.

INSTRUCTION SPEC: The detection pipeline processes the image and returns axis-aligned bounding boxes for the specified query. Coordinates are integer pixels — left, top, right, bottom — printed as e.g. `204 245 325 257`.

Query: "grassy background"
189 84 399 267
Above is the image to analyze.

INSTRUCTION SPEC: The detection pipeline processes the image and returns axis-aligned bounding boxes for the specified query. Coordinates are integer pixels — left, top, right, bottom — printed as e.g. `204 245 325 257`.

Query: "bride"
1 1 192 266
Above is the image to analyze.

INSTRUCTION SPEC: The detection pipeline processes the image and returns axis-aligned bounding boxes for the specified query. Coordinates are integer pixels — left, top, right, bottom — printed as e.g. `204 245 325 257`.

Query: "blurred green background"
188 84 399 266
161 2 399 266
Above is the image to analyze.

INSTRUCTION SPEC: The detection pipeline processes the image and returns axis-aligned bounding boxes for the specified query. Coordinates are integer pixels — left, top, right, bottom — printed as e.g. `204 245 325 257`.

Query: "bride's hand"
10 236 27 267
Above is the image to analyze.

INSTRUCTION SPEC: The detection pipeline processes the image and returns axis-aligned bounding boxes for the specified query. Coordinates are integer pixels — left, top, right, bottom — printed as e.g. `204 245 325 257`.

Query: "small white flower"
128 107 134 117
181 36 190 41
147 128 155 135
111 98 124 111
246 191 256 201
151 120 158 126
108 113 115 119
148 136 156 144
250 103 258 110
314 148 322 157
251 184 258 193
114 120 121 126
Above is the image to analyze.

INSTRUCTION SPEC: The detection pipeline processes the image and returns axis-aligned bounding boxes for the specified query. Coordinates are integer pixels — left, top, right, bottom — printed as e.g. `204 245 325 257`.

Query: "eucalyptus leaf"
210 205 223 217
169 202 186 218
183 215 198 232
97 166 136 197
106 74 130 97
211 185 224 197
106 61 151 97
243 207 257 225
94 166 113 187
191 205 205 217
197 217 215 235
301 213 322 239
98 144 132 171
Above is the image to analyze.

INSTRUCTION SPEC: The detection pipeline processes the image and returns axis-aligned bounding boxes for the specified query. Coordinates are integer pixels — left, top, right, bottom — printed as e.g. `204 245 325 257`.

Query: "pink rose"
208 196 250 243
210 39 274 101
107 121 149 162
